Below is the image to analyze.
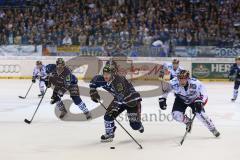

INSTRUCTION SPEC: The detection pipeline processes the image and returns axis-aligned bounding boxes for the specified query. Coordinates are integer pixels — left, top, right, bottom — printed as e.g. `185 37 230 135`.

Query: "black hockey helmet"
36 60 42 65
105 59 118 73
103 64 114 74
56 58 65 65
178 70 190 79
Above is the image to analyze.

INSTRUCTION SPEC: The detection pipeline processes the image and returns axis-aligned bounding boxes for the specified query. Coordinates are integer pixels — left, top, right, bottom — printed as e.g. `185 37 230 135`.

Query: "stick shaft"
24 83 34 98
180 114 196 145
28 88 48 122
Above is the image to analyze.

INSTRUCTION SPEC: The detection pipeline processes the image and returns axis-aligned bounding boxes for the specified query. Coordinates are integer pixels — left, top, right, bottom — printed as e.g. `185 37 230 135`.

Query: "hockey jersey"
46 64 78 89
89 74 141 105
229 63 240 81
32 65 47 80
161 77 208 104
163 62 183 80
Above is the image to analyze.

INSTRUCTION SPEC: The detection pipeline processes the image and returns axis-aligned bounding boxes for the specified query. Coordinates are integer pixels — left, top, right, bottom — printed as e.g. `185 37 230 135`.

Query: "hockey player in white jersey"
159 58 183 80
32 61 47 97
158 70 220 137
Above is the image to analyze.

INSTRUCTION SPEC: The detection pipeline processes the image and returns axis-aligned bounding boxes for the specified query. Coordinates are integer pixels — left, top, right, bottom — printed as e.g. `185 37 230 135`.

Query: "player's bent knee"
172 111 184 122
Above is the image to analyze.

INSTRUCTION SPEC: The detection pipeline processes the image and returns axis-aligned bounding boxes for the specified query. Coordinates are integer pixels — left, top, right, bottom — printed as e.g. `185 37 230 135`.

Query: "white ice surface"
0 80 239 160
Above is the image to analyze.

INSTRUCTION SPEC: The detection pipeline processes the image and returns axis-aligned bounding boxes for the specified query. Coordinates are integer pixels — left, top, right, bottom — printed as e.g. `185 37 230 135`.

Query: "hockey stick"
180 114 196 145
24 88 48 124
19 82 34 99
98 101 143 149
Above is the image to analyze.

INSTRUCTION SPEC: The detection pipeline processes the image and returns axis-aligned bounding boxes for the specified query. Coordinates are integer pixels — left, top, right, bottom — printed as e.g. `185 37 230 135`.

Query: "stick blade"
180 139 184 146
24 119 31 124
19 96 26 99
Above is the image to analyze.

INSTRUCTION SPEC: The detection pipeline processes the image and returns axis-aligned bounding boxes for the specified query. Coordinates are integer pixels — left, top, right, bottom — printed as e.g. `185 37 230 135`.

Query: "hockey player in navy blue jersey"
229 56 240 101
89 63 144 142
45 58 91 120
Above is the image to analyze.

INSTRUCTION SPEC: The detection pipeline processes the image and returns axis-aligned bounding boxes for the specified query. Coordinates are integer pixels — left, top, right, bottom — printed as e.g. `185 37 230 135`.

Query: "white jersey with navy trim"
33 65 47 80
161 77 208 104
163 62 183 79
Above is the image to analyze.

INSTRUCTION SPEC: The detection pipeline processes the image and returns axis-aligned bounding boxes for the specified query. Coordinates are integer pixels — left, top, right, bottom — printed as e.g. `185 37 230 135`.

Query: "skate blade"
85 115 92 120
214 132 220 138
59 114 67 119
86 117 92 120
101 138 113 143
231 97 237 101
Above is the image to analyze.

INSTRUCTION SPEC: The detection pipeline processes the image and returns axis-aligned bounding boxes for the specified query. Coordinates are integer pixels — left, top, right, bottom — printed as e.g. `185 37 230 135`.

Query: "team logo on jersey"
189 84 197 89
116 83 124 92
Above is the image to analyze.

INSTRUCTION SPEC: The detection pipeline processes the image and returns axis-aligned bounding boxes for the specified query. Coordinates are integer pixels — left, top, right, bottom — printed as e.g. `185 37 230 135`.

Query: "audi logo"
0 65 21 73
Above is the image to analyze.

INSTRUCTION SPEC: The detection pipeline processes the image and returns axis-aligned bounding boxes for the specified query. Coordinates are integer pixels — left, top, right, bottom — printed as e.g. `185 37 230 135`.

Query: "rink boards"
0 56 235 81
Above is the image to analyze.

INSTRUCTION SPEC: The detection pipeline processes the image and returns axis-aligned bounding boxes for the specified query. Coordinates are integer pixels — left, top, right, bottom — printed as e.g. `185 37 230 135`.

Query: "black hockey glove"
50 92 61 104
159 97 167 110
108 105 120 118
193 99 204 113
32 77 36 83
90 89 100 103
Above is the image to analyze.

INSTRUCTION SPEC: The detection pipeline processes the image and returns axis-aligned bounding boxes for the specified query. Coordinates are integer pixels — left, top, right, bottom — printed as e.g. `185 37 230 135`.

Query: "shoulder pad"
45 64 56 74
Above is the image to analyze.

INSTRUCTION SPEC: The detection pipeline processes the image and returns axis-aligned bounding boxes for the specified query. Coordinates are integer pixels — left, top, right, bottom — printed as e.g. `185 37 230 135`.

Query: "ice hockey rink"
0 79 239 160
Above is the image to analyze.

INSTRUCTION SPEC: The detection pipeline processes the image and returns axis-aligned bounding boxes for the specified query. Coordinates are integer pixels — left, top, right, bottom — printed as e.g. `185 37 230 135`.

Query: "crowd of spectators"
0 0 239 47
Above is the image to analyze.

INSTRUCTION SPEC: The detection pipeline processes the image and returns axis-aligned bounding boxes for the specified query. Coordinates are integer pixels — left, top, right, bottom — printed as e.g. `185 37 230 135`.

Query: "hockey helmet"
178 70 190 79
172 58 179 64
36 60 42 65
56 58 65 66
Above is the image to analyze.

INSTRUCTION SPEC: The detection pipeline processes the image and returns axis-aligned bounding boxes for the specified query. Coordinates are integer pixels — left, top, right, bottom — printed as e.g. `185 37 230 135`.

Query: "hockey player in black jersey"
229 56 240 101
45 58 91 120
89 64 144 142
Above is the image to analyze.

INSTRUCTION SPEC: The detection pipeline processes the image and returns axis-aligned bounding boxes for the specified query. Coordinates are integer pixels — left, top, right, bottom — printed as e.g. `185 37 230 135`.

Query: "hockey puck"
110 147 115 149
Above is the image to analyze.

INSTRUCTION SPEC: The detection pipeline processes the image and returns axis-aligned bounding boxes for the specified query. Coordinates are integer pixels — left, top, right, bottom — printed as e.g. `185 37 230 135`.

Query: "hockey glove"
90 89 100 103
193 99 204 113
50 92 61 104
32 77 36 83
159 97 167 110
108 105 121 118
